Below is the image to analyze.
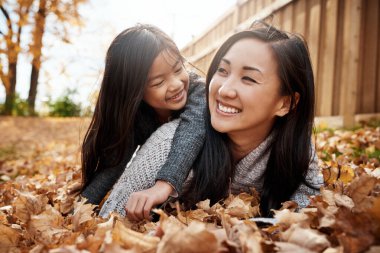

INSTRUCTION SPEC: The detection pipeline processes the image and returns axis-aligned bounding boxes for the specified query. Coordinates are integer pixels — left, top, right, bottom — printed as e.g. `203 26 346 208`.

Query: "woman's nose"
218 79 237 98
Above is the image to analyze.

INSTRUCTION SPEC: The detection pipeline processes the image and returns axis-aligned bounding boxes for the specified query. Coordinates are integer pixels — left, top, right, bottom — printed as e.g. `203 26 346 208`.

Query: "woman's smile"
216 100 241 115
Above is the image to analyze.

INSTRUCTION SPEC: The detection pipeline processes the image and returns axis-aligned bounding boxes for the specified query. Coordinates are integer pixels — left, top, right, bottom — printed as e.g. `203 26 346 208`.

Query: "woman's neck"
228 128 271 163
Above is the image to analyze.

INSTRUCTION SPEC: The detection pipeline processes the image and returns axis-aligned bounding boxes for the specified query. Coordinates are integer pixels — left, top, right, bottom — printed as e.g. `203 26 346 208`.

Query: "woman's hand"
125 180 174 221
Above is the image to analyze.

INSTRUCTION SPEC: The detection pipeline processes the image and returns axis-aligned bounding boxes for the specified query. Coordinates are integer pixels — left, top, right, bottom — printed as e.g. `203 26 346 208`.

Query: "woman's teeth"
218 103 240 114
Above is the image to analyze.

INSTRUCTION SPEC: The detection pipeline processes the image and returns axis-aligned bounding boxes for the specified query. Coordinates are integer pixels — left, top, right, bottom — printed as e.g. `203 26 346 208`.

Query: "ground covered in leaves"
0 116 380 253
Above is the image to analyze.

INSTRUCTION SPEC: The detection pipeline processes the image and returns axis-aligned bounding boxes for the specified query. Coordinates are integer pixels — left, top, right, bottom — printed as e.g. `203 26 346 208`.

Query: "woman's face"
209 38 288 139
144 50 189 121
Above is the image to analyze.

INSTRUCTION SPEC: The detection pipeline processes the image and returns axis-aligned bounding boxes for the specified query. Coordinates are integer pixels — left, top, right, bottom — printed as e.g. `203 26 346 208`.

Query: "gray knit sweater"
81 73 206 204
100 120 323 217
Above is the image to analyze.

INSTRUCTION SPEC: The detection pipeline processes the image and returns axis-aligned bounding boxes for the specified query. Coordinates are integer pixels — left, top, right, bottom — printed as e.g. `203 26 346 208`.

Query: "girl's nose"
168 76 183 92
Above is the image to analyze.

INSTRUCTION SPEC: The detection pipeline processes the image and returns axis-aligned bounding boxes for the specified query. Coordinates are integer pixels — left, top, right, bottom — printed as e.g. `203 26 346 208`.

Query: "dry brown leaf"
12 190 48 223
281 223 330 252
27 205 71 246
0 223 21 250
273 209 309 227
71 198 97 232
112 220 159 252
225 194 258 219
274 242 316 253
157 221 219 253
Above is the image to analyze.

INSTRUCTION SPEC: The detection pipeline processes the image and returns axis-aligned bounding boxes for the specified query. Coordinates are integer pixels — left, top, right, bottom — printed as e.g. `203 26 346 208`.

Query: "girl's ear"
275 92 300 117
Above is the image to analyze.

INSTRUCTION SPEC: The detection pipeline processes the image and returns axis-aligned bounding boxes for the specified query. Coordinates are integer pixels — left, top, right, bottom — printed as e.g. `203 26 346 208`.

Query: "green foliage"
13 94 30 116
47 89 81 117
0 93 30 116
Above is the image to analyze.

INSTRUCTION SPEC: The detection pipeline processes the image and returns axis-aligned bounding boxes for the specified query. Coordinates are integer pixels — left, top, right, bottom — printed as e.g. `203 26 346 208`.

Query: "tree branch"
0 5 11 23
0 5 13 34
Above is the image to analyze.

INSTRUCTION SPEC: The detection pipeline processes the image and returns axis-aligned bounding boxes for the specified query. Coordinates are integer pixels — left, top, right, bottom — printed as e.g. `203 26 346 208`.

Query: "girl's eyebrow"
149 59 181 82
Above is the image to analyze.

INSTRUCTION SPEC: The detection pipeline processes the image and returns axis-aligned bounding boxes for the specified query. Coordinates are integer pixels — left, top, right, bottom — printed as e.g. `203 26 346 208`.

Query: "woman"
100 21 323 219
81 24 206 211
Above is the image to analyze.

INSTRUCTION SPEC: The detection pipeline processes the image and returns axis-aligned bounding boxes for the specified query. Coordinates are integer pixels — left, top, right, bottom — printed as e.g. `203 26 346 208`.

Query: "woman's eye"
217 67 227 74
242 76 257 83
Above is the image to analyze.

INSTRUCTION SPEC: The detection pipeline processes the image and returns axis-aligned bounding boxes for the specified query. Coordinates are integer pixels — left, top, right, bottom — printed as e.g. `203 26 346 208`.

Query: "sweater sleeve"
155 73 207 195
290 145 324 208
99 119 180 218
81 153 131 205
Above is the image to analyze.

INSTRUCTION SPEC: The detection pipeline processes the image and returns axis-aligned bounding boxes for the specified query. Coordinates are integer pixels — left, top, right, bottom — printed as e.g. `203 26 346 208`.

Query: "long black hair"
81 24 183 190
181 21 315 216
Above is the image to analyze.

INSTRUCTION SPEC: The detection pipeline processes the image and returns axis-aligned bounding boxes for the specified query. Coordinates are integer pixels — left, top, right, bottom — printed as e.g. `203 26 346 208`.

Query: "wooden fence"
181 0 380 127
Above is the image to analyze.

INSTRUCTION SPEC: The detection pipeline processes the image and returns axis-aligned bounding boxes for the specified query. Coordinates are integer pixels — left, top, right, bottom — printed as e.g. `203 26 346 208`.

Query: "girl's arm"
155 73 206 194
81 154 130 205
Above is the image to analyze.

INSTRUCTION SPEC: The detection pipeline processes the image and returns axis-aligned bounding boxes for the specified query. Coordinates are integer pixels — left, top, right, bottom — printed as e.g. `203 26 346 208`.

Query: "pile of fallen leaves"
0 117 380 253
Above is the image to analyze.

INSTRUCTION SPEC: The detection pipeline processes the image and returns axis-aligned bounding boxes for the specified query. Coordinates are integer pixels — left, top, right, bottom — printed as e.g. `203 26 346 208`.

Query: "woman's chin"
211 120 231 133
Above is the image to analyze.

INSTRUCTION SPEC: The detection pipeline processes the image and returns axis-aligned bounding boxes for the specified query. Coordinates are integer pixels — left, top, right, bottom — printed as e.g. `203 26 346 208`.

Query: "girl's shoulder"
188 71 206 87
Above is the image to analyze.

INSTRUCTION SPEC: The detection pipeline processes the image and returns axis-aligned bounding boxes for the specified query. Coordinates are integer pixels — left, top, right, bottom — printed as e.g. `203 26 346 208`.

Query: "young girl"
81 24 206 213
100 21 323 219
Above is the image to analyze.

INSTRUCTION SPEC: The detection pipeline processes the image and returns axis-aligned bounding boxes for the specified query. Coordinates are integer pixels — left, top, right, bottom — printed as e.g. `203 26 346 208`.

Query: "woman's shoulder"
145 119 181 144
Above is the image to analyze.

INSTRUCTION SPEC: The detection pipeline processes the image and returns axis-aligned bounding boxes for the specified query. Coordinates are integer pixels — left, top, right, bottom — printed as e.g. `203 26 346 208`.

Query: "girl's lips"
168 89 185 103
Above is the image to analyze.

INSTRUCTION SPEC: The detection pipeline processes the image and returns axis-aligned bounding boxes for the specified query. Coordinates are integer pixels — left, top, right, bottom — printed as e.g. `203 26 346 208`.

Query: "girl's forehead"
159 49 181 66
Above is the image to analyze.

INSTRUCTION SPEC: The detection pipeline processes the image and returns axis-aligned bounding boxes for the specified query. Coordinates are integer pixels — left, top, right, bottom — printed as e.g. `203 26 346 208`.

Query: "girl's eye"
152 80 164 87
242 76 257 84
175 67 182 74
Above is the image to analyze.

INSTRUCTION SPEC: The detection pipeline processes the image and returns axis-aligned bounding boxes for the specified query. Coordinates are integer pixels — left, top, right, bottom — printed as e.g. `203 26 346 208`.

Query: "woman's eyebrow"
243 66 262 73
221 58 231 65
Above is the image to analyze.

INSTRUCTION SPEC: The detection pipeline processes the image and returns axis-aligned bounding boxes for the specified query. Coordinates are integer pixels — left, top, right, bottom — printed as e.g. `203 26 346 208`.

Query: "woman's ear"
275 92 300 117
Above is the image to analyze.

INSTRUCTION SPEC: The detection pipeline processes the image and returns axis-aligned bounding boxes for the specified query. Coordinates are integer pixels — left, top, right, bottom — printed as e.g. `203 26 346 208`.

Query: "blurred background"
1 0 379 127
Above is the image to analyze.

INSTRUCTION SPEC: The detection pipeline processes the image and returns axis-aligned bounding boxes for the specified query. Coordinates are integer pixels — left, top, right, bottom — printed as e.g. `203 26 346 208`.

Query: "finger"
127 195 140 221
134 196 147 221
143 198 154 220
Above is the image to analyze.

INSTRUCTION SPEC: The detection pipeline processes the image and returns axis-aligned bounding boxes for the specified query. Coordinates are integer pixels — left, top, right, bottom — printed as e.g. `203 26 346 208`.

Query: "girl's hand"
125 180 174 221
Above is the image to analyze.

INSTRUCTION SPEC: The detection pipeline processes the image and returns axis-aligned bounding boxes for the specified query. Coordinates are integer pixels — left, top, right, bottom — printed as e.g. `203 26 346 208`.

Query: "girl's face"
209 38 290 139
144 50 189 121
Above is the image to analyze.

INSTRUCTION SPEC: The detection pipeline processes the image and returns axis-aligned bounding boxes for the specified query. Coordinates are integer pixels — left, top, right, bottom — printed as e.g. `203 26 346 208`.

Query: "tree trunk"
28 60 40 116
3 62 17 115
28 0 47 115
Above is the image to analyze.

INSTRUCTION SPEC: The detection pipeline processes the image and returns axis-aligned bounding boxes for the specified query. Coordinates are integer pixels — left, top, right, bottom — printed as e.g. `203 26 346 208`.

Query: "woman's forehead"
222 38 277 73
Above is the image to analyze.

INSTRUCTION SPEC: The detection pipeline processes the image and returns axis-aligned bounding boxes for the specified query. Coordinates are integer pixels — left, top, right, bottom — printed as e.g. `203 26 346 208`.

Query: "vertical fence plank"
340 0 362 127
377 0 380 112
293 0 306 35
332 0 344 115
360 0 379 113
319 0 338 116
283 3 294 32
307 0 322 110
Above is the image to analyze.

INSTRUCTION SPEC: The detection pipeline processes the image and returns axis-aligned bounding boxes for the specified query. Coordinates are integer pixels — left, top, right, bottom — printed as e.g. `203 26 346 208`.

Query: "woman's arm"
155 73 206 194
99 120 180 218
290 146 324 208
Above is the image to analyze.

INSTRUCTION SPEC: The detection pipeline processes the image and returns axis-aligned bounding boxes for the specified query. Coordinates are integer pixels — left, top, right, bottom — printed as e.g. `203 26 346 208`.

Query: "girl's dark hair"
81 24 182 190
181 21 315 216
